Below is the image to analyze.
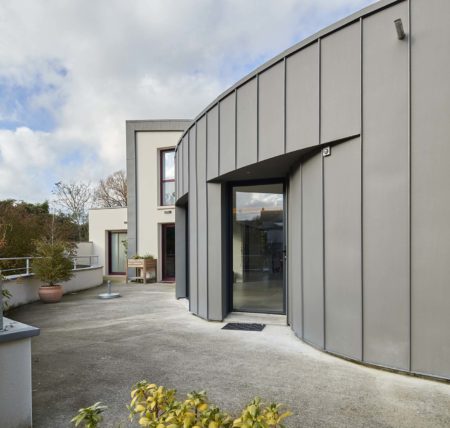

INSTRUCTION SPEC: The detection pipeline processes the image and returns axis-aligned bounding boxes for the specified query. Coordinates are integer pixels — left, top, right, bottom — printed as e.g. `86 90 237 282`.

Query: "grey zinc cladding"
301 152 324 348
236 78 257 168
411 0 450 379
286 42 319 152
170 0 449 380
362 1 410 370
218 92 236 175
324 138 362 360
196 116 208 319
287 163 302 336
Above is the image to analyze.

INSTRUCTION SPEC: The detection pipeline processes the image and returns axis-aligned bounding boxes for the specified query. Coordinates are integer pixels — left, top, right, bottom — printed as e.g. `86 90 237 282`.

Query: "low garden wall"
3 266 103 308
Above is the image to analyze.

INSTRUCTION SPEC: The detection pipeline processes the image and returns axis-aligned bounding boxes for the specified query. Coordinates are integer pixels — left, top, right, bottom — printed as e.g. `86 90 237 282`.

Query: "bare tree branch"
53 181 93 241
93 170 127 208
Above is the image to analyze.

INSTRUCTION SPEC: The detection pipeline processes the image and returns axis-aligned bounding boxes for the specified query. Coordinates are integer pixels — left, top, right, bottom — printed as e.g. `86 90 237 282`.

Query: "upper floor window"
160 149 175 206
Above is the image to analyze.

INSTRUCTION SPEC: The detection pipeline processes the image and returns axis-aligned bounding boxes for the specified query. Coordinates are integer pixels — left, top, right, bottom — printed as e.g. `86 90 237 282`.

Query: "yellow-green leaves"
74 381 292 428
70 402 107 428
232 398 292 428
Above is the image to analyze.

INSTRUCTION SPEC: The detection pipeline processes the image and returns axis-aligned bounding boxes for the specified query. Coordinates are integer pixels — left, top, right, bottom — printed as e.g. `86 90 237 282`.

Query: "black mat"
222 323 266 331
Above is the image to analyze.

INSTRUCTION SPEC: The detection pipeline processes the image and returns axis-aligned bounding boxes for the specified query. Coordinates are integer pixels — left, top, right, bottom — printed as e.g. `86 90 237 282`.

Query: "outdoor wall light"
394 18 406 40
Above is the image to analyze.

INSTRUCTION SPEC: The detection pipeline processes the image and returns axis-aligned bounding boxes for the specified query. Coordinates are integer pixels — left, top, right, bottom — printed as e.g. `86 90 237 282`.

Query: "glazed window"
160 149 175 206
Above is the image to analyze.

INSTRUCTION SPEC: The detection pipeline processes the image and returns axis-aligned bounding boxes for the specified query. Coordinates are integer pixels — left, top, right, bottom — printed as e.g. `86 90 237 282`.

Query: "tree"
53 181 92 241
0 200 79 276
93 170 127 208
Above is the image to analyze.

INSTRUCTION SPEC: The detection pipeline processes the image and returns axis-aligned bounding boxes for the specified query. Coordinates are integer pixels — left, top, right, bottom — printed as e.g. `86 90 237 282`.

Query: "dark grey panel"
127 119 192 132
324 138 361 359
411 0 450 379
182 135 189 196
207 183 223 320
236 78 257 168
321 23 360 144
175 206 187 298
126 123 137 258
259 61 285 161
288 163 302 335
286 43 319 152
207 106 219 180
188 126 198 314
362 2 409 370
196 117 208 319
302 152 324 347
176 146 181 200
219 93 236 175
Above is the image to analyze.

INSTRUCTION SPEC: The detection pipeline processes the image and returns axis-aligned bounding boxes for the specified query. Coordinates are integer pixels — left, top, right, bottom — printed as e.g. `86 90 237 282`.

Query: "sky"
0 0 376 203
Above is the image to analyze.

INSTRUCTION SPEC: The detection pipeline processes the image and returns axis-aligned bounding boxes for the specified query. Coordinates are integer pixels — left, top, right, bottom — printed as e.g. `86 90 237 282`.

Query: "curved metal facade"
174 0 450 380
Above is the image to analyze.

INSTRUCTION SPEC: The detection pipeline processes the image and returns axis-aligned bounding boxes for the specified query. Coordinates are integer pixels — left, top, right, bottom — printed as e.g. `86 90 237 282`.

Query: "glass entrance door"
231 183 285 313
162 223 175 282
109 231 127 275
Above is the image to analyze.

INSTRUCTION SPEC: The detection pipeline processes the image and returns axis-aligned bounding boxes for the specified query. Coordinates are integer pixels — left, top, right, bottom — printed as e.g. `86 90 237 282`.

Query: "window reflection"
232 183 284 313
160 149 175 206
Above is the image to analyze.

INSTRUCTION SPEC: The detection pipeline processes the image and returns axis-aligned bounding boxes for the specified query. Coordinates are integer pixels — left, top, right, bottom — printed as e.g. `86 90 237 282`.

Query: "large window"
231 183 285 314
109 231 127 274
160 149 175 206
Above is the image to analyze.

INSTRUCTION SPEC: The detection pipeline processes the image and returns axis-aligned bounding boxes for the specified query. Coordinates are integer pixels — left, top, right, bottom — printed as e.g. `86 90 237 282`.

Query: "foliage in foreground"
71 380 292 428
71 402 108 428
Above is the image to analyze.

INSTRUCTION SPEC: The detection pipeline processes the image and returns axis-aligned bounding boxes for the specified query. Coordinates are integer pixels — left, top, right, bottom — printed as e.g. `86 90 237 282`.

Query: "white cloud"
0 0 376 202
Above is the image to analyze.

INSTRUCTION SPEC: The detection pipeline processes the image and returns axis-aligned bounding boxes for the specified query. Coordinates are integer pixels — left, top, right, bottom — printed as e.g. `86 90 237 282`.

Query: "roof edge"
126 119 193 132
175 0 403 148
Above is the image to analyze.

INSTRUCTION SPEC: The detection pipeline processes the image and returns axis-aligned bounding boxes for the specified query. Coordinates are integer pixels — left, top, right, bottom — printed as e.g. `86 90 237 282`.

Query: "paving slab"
9 282 450 428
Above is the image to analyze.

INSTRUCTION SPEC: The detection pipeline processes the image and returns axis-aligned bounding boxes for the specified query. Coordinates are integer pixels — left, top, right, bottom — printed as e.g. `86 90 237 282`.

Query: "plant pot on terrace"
32 239 75 303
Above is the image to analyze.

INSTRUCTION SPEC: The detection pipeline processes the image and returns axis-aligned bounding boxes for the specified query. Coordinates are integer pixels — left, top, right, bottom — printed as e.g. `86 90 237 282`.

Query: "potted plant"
32 239 75 303
127 254 156 283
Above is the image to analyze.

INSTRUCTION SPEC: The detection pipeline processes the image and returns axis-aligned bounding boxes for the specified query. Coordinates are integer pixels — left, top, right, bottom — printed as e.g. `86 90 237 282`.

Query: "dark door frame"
108 230 127 275
227 178 287 315
161 223 176 282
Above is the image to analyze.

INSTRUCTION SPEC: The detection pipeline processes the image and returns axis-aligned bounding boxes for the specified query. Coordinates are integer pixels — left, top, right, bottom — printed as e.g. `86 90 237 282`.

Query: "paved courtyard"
10 282 450 427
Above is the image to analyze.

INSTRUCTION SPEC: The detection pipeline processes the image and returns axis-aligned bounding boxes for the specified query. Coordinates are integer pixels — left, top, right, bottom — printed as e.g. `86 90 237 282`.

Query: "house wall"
0 334 34 428
127 121 191 281
88 207 127 275
173 0 450 380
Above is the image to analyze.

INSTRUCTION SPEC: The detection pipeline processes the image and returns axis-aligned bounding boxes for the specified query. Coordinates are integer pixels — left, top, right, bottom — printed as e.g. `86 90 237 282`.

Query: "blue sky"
0 0 376 203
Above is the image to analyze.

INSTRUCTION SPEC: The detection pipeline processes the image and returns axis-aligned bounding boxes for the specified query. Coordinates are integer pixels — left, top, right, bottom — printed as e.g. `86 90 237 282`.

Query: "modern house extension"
173 0 450 380
125 120 192 281
88 120 191 281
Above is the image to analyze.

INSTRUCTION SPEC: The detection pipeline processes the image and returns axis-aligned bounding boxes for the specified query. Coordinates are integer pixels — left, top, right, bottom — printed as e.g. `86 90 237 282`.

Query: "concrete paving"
9 282 450 428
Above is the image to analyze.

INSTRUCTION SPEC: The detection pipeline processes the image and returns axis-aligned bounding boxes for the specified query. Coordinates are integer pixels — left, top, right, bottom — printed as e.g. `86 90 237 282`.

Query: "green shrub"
131 254 155 260
128 381 291 428
72 380 292 428
32 239 75 286
71 402 107 428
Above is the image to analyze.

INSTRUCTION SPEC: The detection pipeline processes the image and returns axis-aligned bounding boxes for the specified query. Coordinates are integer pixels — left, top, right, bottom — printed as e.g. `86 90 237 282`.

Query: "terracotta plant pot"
38 285 63 303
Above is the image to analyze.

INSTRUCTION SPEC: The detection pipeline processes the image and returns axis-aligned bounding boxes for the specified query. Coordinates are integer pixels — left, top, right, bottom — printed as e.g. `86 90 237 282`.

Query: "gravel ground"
9 282 450 428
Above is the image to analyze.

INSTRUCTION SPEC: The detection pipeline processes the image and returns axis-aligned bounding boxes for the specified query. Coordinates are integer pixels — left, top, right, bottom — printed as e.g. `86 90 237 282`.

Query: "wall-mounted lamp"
394 18 406 40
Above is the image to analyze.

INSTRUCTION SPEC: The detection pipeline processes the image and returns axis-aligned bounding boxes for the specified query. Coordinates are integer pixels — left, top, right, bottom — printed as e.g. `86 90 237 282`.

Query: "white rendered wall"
88 207 127 275
76 241 94 256
136 131 180 281
0 338 33 428
4 267 103 308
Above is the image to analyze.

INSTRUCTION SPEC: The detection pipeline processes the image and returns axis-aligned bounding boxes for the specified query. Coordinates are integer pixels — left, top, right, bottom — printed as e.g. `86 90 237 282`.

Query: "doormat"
222 323 266 331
